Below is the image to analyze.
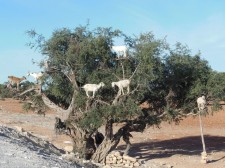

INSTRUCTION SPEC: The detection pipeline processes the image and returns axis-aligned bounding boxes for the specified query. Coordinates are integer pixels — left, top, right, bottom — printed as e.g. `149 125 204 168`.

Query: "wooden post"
199 110 207 163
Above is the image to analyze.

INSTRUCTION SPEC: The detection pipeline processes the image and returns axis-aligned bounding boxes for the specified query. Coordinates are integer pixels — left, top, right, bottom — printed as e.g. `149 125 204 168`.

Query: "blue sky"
1 0 225 83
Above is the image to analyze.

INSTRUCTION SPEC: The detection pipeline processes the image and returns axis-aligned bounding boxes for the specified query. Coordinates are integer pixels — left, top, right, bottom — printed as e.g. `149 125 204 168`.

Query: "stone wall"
105 151 141 168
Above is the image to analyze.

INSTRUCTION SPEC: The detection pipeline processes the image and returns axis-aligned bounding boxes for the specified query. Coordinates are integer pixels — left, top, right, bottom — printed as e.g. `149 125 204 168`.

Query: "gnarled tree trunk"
67 122 96 159
42 89 98 159
91 120 146 163
41 90 76 119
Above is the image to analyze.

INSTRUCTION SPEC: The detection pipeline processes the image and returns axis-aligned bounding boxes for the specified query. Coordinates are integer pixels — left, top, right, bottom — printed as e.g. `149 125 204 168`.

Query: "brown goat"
8 76 26 91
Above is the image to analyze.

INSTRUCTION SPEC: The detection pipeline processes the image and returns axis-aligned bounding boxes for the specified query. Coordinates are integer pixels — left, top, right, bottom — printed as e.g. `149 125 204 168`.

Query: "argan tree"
27 25 213 163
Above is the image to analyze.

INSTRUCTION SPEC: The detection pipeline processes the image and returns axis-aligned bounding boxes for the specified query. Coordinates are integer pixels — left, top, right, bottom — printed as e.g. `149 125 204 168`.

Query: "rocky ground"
0 126 80 168
1 98 225 168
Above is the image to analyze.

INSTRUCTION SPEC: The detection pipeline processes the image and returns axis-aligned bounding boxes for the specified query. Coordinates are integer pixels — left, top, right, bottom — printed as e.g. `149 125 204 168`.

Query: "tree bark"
199 112 206 153
67 122 96 159
42 91 75 119
105 119 113 140
91 121 145 163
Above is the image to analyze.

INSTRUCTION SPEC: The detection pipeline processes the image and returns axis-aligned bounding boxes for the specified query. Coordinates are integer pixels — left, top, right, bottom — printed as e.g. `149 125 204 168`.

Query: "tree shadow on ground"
117 135 225 161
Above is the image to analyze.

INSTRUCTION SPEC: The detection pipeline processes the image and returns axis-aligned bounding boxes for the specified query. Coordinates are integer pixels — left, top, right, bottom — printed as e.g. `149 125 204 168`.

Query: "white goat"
82 82 105 98
112 79 130 95
27 72 44 84
197 95 207 111
112 45 128 57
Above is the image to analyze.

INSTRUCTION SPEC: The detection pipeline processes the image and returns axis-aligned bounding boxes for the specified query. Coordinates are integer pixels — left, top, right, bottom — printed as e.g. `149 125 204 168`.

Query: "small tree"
27 25 213 163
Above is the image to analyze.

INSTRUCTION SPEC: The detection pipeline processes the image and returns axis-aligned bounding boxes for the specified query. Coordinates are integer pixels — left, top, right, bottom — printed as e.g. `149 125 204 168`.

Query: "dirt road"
1 98 225 168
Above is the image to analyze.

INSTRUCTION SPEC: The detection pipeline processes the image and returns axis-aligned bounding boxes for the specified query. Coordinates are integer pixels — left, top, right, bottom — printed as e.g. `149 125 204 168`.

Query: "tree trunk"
91 139 113 163
67 122 96 159
91 119 146 163
123 137 131 155
42 88 97 159
105 119 113 140
91 133 122 163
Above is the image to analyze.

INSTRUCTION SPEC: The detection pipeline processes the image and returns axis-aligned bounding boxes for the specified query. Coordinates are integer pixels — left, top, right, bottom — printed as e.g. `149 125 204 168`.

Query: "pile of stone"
105 151 141 167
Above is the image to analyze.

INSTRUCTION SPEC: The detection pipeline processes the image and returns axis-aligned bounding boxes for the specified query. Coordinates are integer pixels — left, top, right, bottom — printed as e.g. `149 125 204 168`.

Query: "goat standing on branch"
111 62 140 96
112 79 130 95
197 95 207 112
82 82 105 98
112 45 128 57
8 76 26 91
27 72 44 84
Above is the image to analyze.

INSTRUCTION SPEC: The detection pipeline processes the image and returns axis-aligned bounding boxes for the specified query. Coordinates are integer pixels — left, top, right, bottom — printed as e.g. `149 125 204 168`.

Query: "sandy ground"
1 98 225 168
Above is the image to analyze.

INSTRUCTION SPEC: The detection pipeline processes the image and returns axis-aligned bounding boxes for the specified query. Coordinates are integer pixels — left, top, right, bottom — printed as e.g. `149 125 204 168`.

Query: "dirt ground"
1 98 225 168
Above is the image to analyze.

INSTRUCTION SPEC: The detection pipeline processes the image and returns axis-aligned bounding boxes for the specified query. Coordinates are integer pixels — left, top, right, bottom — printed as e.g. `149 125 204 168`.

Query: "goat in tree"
27 72 44 84
111 79 130 95
111 61 140 96
8 76 26 91
44 60 60 73
112 45 128 57
82 82 105 98
197 95 207 111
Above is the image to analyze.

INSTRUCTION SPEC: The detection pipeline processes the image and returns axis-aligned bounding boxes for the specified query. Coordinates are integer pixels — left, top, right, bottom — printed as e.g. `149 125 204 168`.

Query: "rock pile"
105 151 141 167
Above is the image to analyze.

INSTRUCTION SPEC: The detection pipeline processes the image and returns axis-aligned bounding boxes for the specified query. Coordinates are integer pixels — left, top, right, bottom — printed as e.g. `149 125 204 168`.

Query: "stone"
126 160 131 164
114 151 121 157
64 145 73 153
63 141 73 144
124 163 130 167
112 159 117 164
117 159 123 164
201 151 207 157
116 155 122 160
201 159 208 164
14 126 24 132
112 156 117 160
115 163 124 167
105 160 113 164
123 155 137 162
62 153 75 161
133 162 140 167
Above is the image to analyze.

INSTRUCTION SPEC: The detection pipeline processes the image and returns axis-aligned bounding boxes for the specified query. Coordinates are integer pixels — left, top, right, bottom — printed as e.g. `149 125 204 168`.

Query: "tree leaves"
27 24 217 128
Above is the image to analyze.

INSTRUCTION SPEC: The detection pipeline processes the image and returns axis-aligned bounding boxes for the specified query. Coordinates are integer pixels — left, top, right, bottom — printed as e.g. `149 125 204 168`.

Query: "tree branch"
42 93 74 119
120 62 125 79
112 73 121 80
129 62 141 80
95 99 111 106
112 84 139 106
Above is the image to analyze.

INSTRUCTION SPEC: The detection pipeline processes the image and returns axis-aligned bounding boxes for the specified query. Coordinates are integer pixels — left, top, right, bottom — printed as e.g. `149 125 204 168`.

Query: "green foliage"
163 106 182 124
78 107 104 132
161 44 212 112
22 94 47 113
207 72 225 100
27 24 222 131
109 98 142 121
74 92 87 109
0 84 16 98
44 74 73 107
0 81 35 99
77 96 142 131
22 102 32 112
